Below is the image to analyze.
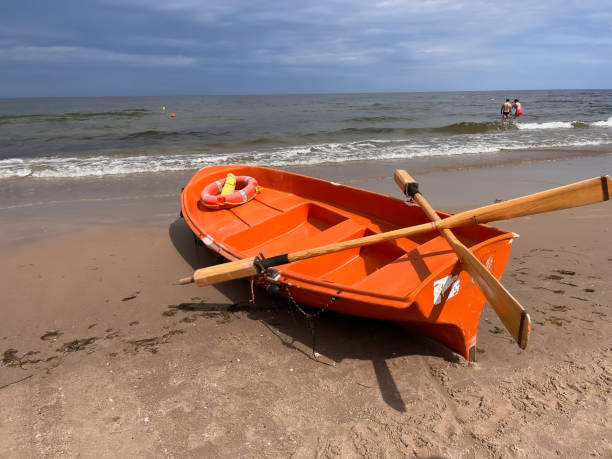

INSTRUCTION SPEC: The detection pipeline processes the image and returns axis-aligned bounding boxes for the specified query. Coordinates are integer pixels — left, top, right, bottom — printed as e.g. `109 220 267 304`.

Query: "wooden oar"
180 175 611 287
394 170 531 349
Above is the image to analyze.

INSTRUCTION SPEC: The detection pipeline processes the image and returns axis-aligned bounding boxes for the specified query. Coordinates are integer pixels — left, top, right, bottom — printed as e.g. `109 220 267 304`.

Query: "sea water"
1 90 611 180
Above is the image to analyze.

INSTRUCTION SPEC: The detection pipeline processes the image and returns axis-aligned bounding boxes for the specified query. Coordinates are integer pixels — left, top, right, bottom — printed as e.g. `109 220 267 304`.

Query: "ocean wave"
2 135 610 180
343 116 414 123
312 121 518 138
517 121 575 130
430 121 518 134
0 155 222 179
592 116 612 127
337 127 400 135
0 109 149 124
120 129 202 140
64 109 148 119
517 117 612 130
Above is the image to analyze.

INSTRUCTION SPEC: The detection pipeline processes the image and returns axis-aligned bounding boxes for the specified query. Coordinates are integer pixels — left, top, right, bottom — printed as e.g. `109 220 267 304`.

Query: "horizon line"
1 87 611 100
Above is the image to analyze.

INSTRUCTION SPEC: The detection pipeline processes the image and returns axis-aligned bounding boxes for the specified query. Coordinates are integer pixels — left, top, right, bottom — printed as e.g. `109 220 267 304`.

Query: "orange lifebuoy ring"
201 175 261 209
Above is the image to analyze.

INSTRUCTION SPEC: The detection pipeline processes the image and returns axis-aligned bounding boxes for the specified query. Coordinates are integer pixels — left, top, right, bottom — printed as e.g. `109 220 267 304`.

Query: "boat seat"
286 221 401 279
196 208 250 238
254 189 306 212
242 218 369 260
341 234 457 298
227 198 283 227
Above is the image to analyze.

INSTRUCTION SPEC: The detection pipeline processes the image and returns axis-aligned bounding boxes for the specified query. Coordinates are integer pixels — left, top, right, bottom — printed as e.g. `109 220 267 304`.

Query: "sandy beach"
1 154 611 457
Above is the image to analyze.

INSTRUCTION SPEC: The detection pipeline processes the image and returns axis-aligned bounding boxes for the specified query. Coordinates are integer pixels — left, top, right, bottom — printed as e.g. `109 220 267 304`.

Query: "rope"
249 277 257 306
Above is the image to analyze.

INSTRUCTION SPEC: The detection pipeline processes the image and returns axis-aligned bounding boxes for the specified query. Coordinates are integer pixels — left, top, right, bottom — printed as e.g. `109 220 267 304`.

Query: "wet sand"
1 153 611 457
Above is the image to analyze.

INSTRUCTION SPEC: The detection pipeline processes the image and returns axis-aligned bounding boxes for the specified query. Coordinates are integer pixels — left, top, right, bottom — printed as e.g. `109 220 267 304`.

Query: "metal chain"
284 285 336 319
284 284 338 359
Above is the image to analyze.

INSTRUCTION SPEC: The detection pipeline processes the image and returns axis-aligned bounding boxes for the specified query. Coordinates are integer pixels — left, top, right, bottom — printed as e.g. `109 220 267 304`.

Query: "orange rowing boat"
180 165 519 360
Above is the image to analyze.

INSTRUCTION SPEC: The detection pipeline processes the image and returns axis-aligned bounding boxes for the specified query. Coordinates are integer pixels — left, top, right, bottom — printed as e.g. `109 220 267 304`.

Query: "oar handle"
394 170 461 244
192 257 259 286
393 170 417 197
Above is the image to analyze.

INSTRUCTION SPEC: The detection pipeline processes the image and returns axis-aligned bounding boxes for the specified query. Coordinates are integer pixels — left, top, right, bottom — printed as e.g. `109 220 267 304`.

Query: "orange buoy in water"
588 101 594 104
171 113 176 118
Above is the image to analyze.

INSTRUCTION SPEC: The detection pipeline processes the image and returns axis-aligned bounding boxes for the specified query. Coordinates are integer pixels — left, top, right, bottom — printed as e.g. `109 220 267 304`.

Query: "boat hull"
181 165 516 360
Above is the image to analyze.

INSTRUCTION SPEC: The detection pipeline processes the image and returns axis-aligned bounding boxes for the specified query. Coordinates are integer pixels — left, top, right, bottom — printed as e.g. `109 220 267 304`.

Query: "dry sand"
1 156 611 457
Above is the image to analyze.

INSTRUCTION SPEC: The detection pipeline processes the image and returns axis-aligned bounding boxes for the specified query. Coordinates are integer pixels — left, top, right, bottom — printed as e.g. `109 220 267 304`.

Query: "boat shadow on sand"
169 217 461 413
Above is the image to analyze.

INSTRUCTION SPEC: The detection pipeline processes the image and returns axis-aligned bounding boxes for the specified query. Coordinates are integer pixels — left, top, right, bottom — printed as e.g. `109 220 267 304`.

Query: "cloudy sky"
1 0 611 97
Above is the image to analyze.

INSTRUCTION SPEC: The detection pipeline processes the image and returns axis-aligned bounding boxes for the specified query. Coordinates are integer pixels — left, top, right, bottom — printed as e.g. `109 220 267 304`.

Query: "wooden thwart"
181 175 611 288
394 170 531 349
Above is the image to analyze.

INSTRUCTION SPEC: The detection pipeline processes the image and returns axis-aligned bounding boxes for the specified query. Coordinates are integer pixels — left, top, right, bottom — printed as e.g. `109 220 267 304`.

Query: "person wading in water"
501 99 512 119
513 99 523 118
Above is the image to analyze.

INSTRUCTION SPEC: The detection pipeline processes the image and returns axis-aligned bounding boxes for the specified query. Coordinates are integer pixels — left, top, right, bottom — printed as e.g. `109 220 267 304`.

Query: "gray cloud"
1 0 611 96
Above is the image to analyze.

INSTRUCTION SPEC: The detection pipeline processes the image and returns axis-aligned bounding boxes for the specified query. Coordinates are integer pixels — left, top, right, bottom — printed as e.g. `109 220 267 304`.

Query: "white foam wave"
0 154 225 180
517 121 574 130
1 131 611 180
592 116 612 127
517 116 612 130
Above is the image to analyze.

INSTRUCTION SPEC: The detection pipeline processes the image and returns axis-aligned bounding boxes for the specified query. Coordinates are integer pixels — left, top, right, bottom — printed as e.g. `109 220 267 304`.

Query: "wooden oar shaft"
288 175 610 263
445 175 611 226
189 175 611 286
394 170 531 349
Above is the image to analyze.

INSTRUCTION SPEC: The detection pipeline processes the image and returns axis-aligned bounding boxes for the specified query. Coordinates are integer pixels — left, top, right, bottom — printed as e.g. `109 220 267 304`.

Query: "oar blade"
453 243 531 349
